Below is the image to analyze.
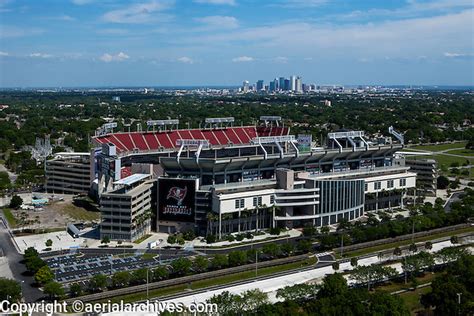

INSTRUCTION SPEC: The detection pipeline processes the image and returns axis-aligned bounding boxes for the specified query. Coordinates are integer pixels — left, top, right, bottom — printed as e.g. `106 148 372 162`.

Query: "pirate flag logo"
166 186 187 206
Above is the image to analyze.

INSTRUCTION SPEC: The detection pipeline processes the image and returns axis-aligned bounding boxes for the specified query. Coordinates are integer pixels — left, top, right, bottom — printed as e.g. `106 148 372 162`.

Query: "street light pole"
146 268 149 299
255 251 258 278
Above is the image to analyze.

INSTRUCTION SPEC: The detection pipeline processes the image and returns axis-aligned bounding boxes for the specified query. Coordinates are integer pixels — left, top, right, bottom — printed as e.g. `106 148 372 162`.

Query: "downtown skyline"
0 0 473 87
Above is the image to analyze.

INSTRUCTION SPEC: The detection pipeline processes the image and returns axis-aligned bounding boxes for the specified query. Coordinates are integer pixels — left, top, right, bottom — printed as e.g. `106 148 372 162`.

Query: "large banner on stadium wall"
158 178 196 222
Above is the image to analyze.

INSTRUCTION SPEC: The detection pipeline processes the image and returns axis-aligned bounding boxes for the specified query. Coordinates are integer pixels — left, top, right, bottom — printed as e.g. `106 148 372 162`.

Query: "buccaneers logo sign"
166 186 187 206
159 178 195 222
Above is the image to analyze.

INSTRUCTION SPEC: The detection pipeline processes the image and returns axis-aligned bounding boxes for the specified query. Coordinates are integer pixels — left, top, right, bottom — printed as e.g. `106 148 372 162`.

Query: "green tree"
262 243 281 258
171 257 192 276
436 246 467 265
332 261 340 272
34 266 54 285
131 268 148 284
211 254 228 269
297 240 312 253
367 292 410 316
450 235 459 244
350 257 358 267
89 274 107 292
281 243 294 257
0 278 22 302
101 236 110 245
25 255 46 273
9 195 23 209
152 266 169 281
69 283 82 297
421 274 470 316
43 281 64 300
241 289 269 311
436 175 450 189
350 264 398 290
45 239 53 248
193 256 209 272
393 247 402 257
276 283 320 303
424 241 432 250
167 234 177 244
228 251 247 267
112 271 131 288
317 273 348 298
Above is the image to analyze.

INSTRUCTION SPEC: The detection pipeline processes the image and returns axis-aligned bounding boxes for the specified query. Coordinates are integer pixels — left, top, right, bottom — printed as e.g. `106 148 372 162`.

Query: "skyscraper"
242 80 249 93
269 80 276 92
284 79 290 91
295 76 303 93
256 80 264 91
279 77 286 91
290 75 297 91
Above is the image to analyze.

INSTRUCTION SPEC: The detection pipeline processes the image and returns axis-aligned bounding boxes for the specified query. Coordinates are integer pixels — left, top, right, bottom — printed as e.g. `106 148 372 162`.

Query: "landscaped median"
64 254 317 304
333 223 473 258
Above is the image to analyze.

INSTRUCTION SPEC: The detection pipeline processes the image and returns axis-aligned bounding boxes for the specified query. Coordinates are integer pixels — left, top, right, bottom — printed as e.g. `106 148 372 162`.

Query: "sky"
0 0 473 87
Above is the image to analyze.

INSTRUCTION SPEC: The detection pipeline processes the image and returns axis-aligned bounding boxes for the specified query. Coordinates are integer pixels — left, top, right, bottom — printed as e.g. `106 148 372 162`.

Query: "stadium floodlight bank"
205 117 235 124
46 119 414 241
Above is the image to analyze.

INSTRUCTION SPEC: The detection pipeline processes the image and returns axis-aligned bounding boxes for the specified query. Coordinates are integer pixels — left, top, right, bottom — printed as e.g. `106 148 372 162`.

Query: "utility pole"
255 250 258 278
146 268 149 299
340 234 344 258
404 256 407 284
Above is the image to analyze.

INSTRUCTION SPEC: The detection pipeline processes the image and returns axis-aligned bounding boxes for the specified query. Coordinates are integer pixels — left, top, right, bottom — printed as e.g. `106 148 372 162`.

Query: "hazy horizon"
1 0 473 87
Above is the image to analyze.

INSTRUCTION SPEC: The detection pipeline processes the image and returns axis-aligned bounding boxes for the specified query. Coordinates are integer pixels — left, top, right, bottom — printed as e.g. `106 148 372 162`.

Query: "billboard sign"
297 134 312 152
158 178 196 222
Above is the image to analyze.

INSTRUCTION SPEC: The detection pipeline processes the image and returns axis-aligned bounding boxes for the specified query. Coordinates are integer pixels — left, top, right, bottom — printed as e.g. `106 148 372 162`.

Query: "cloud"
29 53 53 58
278 0 328 8
97 28 130 35
0 26 44 38
102 0 174 24
177 56 194 64
184 9 473 61
232 56 254 62
444 52 474 59
272 56 288 63
57 15 76 21
195 15 239 29
99 52 130 62
0 51 8 57
332 0 473 21
194 0 236 5
71 0 94 4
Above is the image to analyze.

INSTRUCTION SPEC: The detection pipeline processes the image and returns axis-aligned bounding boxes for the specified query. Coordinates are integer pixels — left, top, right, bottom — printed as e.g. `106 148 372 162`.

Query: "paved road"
0 215 43 302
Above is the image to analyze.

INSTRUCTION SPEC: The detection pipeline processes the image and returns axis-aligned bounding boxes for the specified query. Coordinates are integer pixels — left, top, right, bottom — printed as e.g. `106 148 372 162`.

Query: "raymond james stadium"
45 116 416 242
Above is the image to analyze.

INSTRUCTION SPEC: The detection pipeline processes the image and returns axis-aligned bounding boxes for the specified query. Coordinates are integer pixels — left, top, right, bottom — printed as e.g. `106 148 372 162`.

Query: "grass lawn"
133 234 152 244
56 203 100 221
397 286 432 315
412 142 467 152
95 256 317 304
446 148 474 157
375 272 440 293
2 208 17 228
341 226 474 258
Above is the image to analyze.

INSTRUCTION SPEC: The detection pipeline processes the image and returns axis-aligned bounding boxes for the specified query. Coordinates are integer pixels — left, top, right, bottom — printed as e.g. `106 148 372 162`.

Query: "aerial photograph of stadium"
0 0 473 315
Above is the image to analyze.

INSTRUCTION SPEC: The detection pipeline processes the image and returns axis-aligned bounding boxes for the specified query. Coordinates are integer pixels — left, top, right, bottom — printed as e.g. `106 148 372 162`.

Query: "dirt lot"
11 200 100 229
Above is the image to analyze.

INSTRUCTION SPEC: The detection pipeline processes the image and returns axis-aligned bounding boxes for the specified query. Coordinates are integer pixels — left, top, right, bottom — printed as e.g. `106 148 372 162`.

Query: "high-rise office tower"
279 77 286 91
295 76 303 93
284 79 290 91
242 80 250 93
290 75 297 91
256 80 264 91
269 80 276 92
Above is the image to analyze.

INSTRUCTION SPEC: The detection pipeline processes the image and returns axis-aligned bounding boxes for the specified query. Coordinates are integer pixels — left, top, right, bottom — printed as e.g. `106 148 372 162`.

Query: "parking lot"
44 251 188 284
